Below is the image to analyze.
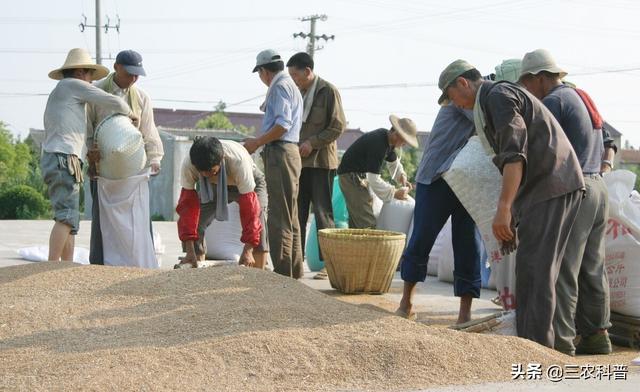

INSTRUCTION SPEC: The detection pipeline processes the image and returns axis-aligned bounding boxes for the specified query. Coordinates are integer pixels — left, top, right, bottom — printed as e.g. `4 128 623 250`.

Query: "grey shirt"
477 81 584 217
416 104 474 185
43 78 131 157
542 84 603 174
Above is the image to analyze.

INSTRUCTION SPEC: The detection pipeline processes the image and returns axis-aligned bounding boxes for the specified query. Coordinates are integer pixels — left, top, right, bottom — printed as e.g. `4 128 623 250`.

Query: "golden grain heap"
0 262 571 391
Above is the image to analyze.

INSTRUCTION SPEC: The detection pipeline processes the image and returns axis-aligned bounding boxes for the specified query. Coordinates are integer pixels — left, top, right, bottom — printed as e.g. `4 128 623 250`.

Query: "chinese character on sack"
491 250 502 263
526 363 542 380
511 363 526 380
500 287 517 310
612 364 628 381
606 219 632 240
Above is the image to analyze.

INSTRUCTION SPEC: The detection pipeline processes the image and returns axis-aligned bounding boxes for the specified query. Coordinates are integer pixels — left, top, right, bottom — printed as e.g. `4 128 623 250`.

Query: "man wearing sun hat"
519 49 612 356
437 59 585 348
42 48 132 262
85 49 164 266
244 49 304 279
337 115 417 229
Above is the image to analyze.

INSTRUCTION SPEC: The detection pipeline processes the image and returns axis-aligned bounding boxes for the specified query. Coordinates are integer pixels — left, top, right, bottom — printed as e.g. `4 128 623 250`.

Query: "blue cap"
115 50 146 76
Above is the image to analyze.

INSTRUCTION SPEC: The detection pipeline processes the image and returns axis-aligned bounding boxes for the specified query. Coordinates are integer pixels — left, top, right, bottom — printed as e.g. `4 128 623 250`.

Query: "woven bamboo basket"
318 228 406 294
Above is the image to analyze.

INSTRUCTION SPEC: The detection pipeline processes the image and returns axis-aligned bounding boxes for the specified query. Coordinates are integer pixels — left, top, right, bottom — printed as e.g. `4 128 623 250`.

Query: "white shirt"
181 139 257 194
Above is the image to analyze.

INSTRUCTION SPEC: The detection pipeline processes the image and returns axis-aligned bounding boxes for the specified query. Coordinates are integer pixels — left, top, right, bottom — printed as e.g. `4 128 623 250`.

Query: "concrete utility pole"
79 0 120 64
293 14 334 59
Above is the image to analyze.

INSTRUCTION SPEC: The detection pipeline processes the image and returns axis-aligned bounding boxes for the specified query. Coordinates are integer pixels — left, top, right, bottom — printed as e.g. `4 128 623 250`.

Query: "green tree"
0 122 31 188
195 100 255 135
381 146 421 197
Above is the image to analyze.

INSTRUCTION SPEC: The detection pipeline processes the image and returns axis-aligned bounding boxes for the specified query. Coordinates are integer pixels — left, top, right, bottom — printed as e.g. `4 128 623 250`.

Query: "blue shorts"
41 152 81 234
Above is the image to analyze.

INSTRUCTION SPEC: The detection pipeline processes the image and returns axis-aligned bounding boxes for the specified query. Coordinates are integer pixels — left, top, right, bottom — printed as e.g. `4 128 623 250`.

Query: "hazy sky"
2 0 640 147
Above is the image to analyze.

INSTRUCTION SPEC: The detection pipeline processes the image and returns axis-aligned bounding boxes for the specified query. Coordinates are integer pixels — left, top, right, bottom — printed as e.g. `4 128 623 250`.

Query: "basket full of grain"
318 228 406 294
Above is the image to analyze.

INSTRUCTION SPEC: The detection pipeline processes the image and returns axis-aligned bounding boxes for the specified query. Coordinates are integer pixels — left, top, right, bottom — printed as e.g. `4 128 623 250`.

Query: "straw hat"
519 49 567 81
389 115 419 148
48 48 109 81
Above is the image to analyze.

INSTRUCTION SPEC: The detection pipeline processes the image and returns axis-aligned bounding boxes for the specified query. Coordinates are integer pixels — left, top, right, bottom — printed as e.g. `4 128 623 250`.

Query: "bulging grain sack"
603 170 640 318
204 202 243 261
95 114 147 180
434 219 454 283
376 196 415 236
443 136 516 309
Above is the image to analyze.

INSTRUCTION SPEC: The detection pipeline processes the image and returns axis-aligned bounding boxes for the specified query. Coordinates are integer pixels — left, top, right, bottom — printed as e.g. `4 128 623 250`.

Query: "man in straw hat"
519 49 612 355
395 103 484 324
438 59 584 348
337 115 417 229
245 49 304 279
42 48 133 262
85 49 164 266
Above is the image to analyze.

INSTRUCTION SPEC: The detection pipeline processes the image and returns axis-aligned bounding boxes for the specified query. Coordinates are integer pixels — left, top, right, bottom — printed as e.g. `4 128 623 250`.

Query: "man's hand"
243 138 261 155
150 162 161 176
394 187 409 200
129 114 140 128
400 174 413 191
299 140 313 158
492 204 514 242
601 162 613 174
239 245 256 267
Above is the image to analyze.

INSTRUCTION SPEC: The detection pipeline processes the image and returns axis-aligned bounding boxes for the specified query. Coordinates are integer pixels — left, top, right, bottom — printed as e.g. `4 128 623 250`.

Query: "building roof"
604 121 622 138
153 108 263 131
620 149 640 164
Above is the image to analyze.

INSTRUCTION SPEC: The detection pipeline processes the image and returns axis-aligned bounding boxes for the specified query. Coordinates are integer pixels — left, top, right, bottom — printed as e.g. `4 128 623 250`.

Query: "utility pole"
79 0 120 64
293 14 334 59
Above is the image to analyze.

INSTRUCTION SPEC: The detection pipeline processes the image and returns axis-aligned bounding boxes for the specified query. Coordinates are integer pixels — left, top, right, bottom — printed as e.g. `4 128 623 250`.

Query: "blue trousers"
401 179 482 298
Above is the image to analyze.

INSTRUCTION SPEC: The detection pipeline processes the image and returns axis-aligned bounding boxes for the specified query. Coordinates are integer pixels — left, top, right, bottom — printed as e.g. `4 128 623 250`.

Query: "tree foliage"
195 100 255 135
0 123 31 188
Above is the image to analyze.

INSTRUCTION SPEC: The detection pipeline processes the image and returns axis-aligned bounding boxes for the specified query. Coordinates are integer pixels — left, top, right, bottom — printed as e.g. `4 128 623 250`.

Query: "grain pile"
0 262 570 391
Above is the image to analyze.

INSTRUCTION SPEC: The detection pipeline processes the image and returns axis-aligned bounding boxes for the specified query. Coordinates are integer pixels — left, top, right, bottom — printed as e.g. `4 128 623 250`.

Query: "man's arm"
75 80 132 116
245 86 293 154
493 161 523 242
138 92 164 174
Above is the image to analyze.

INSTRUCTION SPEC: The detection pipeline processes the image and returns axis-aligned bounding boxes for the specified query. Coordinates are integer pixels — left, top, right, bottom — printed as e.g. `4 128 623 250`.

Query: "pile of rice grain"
0 262 569 391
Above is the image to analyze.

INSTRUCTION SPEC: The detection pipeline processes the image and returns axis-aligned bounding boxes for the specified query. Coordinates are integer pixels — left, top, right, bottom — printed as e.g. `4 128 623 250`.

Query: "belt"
266 140 296 147
583 173 602 179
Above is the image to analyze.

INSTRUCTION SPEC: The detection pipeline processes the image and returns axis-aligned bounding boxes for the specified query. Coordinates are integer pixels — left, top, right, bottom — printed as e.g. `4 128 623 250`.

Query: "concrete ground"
1 219 638 391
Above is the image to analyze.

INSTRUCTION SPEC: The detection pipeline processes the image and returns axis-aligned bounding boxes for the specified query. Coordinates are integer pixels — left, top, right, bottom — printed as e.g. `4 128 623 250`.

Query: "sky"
1 0 640 148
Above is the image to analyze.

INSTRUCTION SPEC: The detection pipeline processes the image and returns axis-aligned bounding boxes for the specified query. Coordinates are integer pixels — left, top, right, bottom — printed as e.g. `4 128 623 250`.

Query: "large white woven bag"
95 114 147 179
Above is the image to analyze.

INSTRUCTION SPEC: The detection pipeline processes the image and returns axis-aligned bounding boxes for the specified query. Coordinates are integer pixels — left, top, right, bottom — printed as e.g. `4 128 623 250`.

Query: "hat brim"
389 115 419 148
122 64 146 77
48 64 110 81
437 87 451 105
518 67 568 82
252 64 260 73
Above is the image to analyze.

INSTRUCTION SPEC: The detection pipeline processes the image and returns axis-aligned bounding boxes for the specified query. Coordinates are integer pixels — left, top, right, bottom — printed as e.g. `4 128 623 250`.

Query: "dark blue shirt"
542 84 603 174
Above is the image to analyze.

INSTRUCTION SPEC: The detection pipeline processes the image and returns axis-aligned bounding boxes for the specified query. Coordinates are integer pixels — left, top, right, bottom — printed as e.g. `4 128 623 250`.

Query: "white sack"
204 202 244 261
17 246 89 265
603 170 640 318
443 136 516 309
98 171 158 269
376 196 415 236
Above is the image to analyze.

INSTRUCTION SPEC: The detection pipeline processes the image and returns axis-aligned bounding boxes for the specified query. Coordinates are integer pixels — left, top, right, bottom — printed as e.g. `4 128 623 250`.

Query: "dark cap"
115 50 146 76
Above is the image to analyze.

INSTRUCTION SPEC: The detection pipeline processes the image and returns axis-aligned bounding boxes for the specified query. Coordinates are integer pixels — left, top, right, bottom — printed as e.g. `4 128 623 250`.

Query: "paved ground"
1 219 638 391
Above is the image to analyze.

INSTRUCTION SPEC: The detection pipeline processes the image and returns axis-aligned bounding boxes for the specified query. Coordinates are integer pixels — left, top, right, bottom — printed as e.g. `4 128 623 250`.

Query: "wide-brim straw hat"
48 48 109 81
519 49 567 81
389 115 419 148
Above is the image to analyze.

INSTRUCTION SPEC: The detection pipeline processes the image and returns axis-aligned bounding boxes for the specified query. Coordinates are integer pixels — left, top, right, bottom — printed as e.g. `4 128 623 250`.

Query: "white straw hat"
519 49 567 81
48 48 109 81
389 115 419 148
